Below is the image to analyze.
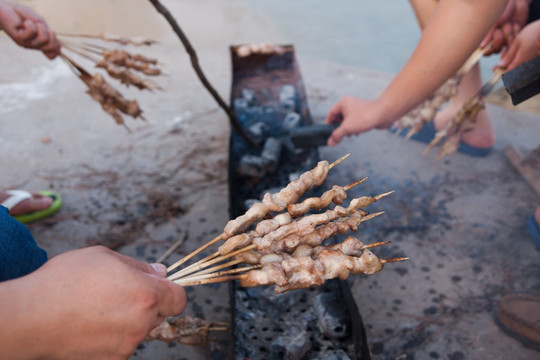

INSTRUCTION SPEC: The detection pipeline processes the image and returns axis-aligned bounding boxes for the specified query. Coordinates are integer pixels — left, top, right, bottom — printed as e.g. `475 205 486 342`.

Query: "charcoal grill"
227 45 371 360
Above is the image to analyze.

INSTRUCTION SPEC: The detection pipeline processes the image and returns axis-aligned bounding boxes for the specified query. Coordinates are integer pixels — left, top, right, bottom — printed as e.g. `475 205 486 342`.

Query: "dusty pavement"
1 1 540 359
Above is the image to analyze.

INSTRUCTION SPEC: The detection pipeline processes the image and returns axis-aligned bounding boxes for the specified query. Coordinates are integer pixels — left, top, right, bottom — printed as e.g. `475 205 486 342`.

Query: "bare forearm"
378 0 508 125
408 0 438 29
0 276 45 359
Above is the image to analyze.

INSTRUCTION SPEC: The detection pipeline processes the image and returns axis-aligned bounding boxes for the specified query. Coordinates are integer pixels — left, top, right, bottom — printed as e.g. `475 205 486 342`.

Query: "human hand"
325 96 391 146
496 19 540 70
0 0 60 59
481 0 530 55
5 246 186 359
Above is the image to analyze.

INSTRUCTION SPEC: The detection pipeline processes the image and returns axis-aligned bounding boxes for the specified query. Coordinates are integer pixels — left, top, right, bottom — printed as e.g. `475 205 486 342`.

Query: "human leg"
0 190 53 215
0 206 47 281
0 190 62 223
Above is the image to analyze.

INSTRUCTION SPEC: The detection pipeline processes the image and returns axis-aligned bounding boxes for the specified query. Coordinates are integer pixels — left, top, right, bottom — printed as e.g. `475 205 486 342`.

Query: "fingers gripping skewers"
163 154 408 293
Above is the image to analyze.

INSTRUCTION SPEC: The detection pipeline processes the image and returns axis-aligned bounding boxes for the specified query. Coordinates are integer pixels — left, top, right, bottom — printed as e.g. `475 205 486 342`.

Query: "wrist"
372 92 403 128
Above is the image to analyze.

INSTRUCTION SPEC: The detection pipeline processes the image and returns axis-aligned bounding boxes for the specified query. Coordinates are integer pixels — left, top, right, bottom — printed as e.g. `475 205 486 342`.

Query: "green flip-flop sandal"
2 190 63 224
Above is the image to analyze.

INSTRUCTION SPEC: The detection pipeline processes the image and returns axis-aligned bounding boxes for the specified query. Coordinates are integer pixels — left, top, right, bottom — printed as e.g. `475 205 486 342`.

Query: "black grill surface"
228 45 370 360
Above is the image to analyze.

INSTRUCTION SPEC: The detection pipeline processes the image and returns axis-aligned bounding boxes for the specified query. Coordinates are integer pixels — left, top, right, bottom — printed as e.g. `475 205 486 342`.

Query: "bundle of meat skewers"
392 43 505 160
58 32 164 128
162 154 408 294
423 68 504 160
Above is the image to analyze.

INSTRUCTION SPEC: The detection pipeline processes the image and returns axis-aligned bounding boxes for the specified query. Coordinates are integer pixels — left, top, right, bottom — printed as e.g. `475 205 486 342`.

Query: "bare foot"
0 191 53 216
433 63 495 149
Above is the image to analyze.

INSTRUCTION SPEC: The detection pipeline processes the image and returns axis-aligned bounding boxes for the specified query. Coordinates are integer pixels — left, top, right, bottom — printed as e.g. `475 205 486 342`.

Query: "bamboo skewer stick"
166 234 223 273
175 256 409 287
329 153 350 169
179 240 393 282
174 265 261 285
171 251 221 276
177 259 244 279
381 257 410 264
459 42 493 75
208 327 229 332
173 274 242 286
168 245 256 281
343 177 367 191
61 42 101 63
157 232 188 263
57 32 158 46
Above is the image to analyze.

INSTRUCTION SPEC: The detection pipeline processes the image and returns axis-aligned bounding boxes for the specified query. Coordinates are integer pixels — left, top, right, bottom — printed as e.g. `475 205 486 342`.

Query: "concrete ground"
1 1 540 359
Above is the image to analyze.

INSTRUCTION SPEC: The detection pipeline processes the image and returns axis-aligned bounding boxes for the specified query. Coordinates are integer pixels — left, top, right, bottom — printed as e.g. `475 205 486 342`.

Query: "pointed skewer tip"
344 177 368 191
362 241 391 249
375 190 395 199
329 153 351 169
381 257 409 264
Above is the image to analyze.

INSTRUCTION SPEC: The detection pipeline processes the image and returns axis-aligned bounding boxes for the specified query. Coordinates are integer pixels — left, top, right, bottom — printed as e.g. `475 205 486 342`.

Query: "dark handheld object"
288 123 339 148
502 56 540 105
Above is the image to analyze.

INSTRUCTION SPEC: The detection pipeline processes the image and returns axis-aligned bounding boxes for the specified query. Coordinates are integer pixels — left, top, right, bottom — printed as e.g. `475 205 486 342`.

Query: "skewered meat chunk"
146 316 214 346
255 213 292 236
223 160 330 238
218 233 251 255
269 210 369 254
352 248 383 274
239 235 394 294
287 185 347 217
96 61 161 91
260 253 291 265
240 263 287 287
234 250 262 265
262 160 329 211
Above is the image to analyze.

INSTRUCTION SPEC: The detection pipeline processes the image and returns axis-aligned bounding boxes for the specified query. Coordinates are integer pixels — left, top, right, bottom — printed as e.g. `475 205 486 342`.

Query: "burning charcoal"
241 88 258 106
282 137 308 164
283 112 302 131
248 121 270 145
234 98 249 112
270 326 311 360
280 84 297 112
281 98 296 113
263 105 276 115
261 137 282 172
238 154 269 178
311 350 351 360
313 291 350 339
280 84 297 103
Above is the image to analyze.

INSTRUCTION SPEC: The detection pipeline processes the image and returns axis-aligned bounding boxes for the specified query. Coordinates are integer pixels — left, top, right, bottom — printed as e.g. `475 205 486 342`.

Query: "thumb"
111 250 168 277
149 263 167 277
498 41 519 70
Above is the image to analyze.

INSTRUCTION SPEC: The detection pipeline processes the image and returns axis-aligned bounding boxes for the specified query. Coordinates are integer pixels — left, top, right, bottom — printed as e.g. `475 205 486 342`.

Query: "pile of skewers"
392 43 505 160
57 32 163 128
162 154 408 294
